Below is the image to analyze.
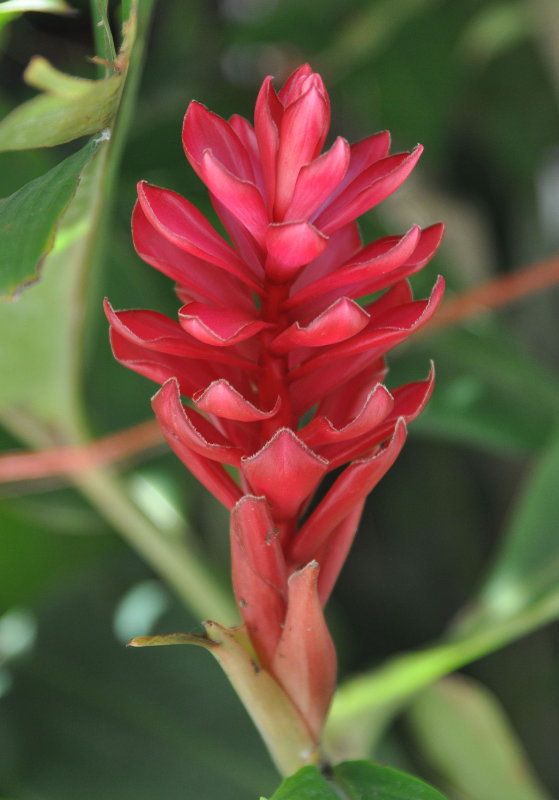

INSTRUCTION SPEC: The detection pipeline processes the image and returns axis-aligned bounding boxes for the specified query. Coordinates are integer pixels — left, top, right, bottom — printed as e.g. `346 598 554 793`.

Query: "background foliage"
0 1 558 798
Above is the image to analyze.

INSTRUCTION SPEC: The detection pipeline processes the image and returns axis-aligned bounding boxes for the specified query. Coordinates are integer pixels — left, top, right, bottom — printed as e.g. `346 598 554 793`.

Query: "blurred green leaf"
0 0 71 10
320 0 441 74
0 57 121 150
479 421 559 616
0 0 146 424
408 675 553 800
268 766 339 799
0 561 276 800
269 761 449 799
0 136 103 298
0 0 73 31
457 2 530 66
325 590 559 760
0 496 118 609
411 324 559 452
0 138 110 426
334 760 449 799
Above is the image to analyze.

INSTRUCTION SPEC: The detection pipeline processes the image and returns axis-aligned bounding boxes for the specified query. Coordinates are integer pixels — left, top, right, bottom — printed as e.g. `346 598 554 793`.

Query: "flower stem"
72 466 239 625
325 589 559 758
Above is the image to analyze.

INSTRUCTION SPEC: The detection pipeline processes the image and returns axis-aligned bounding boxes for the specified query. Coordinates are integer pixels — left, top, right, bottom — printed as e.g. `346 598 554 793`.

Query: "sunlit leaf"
478 420 559 616
0 136 104 298
325 591 559 760
0 0 73 31
0 0 147 424
457 2 530 66
408 675 553 800
269 761 449 799
410 324 559 453
269 766 339 799
0 0 71 10
0 139 109 425
0 57 121 150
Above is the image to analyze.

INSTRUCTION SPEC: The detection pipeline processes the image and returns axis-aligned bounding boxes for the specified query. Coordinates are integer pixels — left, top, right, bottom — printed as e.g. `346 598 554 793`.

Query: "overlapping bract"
106 64 444 740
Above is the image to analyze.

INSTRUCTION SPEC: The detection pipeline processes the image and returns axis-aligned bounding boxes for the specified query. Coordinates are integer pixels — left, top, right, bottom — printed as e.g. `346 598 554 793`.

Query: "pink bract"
106 63 444 741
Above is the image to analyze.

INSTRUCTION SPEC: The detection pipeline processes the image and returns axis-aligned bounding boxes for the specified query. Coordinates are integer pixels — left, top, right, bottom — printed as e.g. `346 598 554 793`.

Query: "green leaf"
457 2 531 66
478 421 559 616
0 139 109 425
0 57 122 150
410 324 559 453
0 0 73 31
0 0 71 10
408 675 553 800
1 562 277 800
0 496 118 609
0 0 145 422
325 591 559 760
269 766 340 799
334 760 449 799
269 761 449 799
0 136 103 297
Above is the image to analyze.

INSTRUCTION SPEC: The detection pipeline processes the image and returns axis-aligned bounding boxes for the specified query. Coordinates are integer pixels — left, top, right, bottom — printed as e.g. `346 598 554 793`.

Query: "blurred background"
0 1 558 798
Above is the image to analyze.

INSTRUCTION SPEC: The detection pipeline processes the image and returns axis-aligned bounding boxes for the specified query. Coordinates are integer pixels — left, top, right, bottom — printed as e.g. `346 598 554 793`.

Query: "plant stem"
325 589 559 758
72 466 239 625
420 253 559 335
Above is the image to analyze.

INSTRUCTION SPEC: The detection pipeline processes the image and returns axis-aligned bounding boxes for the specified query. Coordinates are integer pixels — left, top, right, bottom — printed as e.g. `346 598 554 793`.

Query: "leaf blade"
479 421 559 616
407 676 553 800
0 60 121 150
0 136 104 297
269 761 450 799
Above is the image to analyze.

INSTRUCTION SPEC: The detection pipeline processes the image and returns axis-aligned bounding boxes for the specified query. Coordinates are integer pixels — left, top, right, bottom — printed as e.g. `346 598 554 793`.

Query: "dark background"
1 1 558 798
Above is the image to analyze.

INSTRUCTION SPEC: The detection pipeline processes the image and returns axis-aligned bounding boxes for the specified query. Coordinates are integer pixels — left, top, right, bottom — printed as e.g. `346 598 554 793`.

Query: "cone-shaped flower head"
106 64 444 742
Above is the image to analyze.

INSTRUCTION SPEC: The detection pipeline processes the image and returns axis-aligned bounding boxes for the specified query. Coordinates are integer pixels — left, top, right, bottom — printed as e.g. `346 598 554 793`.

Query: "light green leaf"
0 136 103 298
408 676 553 800
0 0 142 415
479 421 559 617
410 324 559 453
0 0 73 31
0 56 122 150
325 590 559 760
269 761 449 799
325 414 559 757
320 0 441 73
269 766 339 799
0 138 110 424
334 760 449 799
458 2 530 66
0 0 71 10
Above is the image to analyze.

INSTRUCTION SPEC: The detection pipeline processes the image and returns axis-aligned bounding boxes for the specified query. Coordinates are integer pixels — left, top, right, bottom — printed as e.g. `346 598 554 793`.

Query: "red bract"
106 63 444 742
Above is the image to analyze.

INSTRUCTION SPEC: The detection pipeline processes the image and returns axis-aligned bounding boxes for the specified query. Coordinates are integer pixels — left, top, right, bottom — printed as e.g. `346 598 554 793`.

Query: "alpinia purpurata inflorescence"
106 64 444 743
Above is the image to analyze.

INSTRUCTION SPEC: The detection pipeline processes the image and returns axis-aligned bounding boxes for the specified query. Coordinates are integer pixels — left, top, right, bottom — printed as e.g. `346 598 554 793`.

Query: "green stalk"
72 467 238 624
2 0 239 628
325 589 559 757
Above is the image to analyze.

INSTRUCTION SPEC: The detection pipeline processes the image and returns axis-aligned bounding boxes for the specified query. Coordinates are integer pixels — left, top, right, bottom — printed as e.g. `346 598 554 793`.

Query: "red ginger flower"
106 64 444 742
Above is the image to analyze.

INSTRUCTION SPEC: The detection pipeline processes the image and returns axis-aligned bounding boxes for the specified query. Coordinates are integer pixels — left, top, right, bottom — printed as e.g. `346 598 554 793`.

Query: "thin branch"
422 253 559 334
2 253 558 485
0 419 162 483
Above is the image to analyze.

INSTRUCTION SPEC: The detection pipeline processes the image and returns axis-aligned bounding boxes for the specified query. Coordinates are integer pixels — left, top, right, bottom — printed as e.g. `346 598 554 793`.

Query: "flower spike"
106 63 444 750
